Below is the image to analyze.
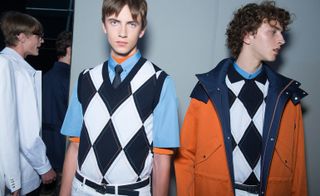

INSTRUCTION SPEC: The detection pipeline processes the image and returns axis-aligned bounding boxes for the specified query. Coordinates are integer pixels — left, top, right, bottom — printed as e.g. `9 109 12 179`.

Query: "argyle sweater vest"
77 58 167 184
226 65 269 187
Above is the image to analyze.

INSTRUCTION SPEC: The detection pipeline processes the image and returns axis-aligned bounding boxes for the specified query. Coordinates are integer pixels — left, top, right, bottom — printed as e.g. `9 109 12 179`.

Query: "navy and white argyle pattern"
77 58 167 185
226 65 269 186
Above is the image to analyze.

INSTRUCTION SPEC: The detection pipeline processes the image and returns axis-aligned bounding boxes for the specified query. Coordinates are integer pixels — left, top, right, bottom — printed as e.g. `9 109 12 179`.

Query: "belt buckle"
96 183 109 194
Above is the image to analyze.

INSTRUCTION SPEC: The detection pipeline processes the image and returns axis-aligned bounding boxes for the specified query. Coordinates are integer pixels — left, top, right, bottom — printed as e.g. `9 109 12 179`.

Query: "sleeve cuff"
153 147 175 155
69 136 80 143
6 177 21 193
35 158 52 175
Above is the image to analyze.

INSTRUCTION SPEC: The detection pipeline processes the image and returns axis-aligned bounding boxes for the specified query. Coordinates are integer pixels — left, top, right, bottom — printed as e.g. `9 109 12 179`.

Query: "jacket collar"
196 57 306 103
1 47 37 77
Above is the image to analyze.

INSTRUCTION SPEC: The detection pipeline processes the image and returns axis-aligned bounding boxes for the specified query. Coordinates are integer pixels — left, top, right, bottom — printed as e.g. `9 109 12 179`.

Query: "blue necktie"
112 64 123 88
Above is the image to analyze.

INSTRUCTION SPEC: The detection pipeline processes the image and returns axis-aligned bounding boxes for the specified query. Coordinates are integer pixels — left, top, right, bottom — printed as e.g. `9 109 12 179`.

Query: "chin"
115 49 132 56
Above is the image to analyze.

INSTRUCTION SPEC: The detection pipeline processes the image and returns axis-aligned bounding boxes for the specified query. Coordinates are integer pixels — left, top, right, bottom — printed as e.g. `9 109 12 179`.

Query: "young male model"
175 1 308 196
0 11 56 195
59 0 179 195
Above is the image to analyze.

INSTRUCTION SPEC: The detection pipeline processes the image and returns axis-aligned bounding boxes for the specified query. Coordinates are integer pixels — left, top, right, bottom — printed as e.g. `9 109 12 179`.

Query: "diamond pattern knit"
76 58 167 184
226 65 269 186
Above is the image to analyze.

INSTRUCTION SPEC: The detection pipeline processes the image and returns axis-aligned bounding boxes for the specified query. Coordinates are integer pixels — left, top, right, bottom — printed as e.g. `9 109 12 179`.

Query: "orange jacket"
174 58 308 196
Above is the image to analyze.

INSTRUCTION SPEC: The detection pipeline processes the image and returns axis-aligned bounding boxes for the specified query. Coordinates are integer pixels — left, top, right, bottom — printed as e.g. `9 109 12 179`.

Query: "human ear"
17 33 27 43
102 22 107 34
243 32 254 45
139 27 146 38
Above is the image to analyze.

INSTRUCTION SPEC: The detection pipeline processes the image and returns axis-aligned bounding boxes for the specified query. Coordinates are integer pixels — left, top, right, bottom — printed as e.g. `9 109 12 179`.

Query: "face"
246 20 285 62
102 5 145 58
22 33 44 57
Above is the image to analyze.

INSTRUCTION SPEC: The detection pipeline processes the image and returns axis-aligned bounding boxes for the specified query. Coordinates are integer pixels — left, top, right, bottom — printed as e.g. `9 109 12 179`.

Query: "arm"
12 67 55 181
152 154 171 196
292 104 308 196
59 82 83 195
152 76 179 194
60 141 79 196
0 57 21 193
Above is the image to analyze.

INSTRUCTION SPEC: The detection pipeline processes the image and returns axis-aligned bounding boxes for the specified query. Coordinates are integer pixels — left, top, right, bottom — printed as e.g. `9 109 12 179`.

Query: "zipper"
260 79 294 195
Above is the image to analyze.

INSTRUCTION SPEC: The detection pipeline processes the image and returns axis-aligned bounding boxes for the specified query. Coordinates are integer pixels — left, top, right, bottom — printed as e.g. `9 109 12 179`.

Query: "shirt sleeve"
152 76 180 148
60 81 83 137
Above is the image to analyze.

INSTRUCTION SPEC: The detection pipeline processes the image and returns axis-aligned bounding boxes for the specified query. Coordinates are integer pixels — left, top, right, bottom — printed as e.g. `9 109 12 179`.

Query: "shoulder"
79 62 104 78
0 55 11 71
0 55 10 64
143 59 168 79
286 80 308 105
263 64 308 104
190 82 210 103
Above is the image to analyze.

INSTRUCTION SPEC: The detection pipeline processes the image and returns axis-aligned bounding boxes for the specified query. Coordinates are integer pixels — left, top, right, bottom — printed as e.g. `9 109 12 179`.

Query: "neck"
236 51 262 74
58 55 70 65
112 50 136 64
9 45 26 58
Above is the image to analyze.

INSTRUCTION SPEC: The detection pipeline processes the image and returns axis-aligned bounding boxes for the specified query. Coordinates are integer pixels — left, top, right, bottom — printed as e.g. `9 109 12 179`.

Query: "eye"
128 22 137 28
110 20 119 26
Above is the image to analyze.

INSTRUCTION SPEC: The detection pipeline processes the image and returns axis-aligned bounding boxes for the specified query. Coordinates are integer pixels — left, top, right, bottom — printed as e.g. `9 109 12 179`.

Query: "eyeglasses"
32 32 44 41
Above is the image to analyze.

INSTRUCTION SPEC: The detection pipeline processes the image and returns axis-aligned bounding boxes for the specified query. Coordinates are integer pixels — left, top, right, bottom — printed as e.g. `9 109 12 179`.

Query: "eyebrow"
107 18 120 22
268 22 283 31
107 18 140 25
273 25 283 31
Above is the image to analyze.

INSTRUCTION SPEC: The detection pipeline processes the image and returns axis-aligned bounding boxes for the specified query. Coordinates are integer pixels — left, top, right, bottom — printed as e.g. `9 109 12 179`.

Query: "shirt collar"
108 50 141 74
228 62 267 84
2 47 37 76
233 62 262 79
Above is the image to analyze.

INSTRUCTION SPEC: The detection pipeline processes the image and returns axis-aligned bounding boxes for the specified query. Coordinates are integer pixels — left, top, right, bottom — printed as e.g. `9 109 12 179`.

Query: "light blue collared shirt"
233 62 262 79
61 51 179 148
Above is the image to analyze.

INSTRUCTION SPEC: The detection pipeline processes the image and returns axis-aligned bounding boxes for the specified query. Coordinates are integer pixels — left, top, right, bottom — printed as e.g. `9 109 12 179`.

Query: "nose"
119 24 127 38
278 33 285 45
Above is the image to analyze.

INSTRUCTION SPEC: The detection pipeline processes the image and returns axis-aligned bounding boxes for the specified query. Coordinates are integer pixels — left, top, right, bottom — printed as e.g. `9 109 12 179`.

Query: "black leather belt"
75 172 149 195
234 183 260 194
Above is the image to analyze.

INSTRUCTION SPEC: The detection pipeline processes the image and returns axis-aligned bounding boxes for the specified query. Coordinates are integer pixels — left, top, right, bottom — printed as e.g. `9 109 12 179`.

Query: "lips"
116 41 128 46
273 48 280 55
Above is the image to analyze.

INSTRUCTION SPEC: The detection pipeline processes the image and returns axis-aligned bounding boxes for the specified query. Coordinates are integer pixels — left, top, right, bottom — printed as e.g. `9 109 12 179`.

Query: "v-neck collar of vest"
102 57 147 91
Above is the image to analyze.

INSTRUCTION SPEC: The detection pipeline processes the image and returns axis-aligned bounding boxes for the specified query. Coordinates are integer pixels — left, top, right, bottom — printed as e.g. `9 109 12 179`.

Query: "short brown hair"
0 11 43 47
226 1 291 58
102 0 147 29
56 31 72 57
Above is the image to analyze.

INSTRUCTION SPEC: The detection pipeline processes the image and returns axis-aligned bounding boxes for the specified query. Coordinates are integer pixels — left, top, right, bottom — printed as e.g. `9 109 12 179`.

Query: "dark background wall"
0 0 74 73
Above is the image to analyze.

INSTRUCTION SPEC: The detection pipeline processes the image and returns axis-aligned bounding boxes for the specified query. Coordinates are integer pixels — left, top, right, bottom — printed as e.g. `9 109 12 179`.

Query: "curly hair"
56 31 72 57
226 1 291 58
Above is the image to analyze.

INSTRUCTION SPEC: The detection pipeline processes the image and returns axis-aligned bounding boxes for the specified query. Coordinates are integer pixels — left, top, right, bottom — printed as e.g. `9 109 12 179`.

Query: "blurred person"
41 31 72 194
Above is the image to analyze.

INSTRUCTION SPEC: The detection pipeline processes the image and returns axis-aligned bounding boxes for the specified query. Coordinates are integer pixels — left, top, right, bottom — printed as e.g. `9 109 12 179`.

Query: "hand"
12 190 20 196
41 168 57 184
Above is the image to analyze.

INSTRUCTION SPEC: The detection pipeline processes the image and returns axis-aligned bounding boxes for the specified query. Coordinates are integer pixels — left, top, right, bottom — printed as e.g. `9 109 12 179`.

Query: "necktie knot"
112 64 123 88
115 64 123 75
